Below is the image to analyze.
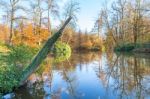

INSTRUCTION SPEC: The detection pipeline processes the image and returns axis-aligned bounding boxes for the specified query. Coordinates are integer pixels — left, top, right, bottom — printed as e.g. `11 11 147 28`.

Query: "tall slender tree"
44 0 59 37
0 0 23 44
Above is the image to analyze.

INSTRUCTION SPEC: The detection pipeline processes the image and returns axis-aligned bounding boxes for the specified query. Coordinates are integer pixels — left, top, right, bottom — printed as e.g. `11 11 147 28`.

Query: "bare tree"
111 0 127 44
92 10 104 37
61 0 80 42
132 0 142 44
0 0 23 44
44 0 59 37
28 0 45 35
63 0 80 27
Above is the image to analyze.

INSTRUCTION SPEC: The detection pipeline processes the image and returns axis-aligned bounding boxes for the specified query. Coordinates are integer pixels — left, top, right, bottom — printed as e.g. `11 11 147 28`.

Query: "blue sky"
0 0 113 32
76 0 105 31
54 0 113 32
55 0 106 32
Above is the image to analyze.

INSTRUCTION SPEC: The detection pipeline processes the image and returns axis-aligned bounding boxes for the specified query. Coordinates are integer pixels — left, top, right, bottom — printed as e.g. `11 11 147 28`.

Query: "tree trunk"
48 8 52 37
9 9 14 45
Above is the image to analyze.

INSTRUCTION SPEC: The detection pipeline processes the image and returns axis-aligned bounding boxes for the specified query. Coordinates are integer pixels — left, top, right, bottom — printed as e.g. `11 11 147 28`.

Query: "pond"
2 52 150 99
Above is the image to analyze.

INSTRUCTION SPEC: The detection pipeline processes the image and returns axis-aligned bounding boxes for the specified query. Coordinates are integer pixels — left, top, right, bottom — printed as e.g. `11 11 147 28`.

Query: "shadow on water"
2 52 150 99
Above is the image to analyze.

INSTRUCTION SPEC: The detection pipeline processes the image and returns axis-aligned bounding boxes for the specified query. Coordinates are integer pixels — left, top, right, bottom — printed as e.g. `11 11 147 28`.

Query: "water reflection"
102 52 150 99
12 52 150 99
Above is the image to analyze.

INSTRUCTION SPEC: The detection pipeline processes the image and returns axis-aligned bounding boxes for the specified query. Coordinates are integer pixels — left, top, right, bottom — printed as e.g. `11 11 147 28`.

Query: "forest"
0 0 150 99
93 0 150 52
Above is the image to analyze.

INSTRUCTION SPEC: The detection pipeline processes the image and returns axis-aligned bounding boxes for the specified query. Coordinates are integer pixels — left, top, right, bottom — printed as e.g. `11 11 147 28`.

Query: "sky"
0 0 113 32
52 0 107 32
74 0 105 32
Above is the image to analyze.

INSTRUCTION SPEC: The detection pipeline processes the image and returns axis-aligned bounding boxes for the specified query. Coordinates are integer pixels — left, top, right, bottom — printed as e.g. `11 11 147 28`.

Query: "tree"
111 0 127 44
44 0 59 37
132 0 142 44
20 17 72 86
28 0 47 45
0 0 23 44
63 0 80 27
92 11 104 37
98 0 150 51
61 0 80 43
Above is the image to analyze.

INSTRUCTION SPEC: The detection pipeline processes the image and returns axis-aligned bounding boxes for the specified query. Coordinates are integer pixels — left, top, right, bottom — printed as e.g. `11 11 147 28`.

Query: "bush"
53 41 71 63
5 44 38 65
0 44 39 93
53 41 71 55
0 63 21 92
114 43 150 52
114 43 135 52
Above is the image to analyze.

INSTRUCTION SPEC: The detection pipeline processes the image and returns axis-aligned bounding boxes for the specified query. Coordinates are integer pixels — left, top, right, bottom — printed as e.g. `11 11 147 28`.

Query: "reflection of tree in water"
52 52 102 99
59 62 80 99
53 52 101 71
15 52 101 99
96 53 150 99
14 52 150 99
95 53 108 87
15 57 55 99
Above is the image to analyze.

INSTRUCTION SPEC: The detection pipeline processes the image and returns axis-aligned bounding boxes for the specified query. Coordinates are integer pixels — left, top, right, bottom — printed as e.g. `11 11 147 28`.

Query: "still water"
4 52 150 99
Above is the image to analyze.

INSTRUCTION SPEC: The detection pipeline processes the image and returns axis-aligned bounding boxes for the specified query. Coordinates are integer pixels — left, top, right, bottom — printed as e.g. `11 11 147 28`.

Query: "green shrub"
0 44 39 93
53 41 71 55
5 44 38 65
0 63 21 92
53 41 71 63
115 43 150 52
115 43 135 52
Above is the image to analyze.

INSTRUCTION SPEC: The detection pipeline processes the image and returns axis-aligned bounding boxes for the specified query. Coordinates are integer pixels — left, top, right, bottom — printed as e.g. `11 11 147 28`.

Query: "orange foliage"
0 23 49 47
81 40 93 49
0 23 103 51
0 24 9 43
12 24 49 47
61 27 103 50
89 35 102 48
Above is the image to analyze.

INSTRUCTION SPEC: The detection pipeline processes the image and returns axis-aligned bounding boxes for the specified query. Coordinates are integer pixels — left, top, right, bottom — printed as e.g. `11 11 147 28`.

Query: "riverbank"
114 43 150 53
116 52 150 59
2 51 150 99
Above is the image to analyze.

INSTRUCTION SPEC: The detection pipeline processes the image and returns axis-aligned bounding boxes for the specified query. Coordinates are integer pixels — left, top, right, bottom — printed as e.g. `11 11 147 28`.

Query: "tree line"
0 0 60 45
0 0 79 45
93 0 150 51
0 0 103 51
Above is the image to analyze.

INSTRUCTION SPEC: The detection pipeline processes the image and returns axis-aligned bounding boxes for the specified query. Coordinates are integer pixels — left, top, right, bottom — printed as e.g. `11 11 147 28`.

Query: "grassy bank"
0 41 71 94
0 44 38 94
114 43 150 53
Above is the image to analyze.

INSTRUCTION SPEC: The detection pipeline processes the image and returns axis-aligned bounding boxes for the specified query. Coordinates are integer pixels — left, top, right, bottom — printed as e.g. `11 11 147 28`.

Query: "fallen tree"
20 17 72 85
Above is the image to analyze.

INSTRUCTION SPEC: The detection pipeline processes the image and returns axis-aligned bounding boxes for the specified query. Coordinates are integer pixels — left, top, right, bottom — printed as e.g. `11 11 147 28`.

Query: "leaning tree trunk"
19 17 72 86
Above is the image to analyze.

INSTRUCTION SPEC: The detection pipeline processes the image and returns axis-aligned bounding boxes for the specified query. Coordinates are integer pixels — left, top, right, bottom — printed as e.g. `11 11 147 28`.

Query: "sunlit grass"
0 44 10 53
